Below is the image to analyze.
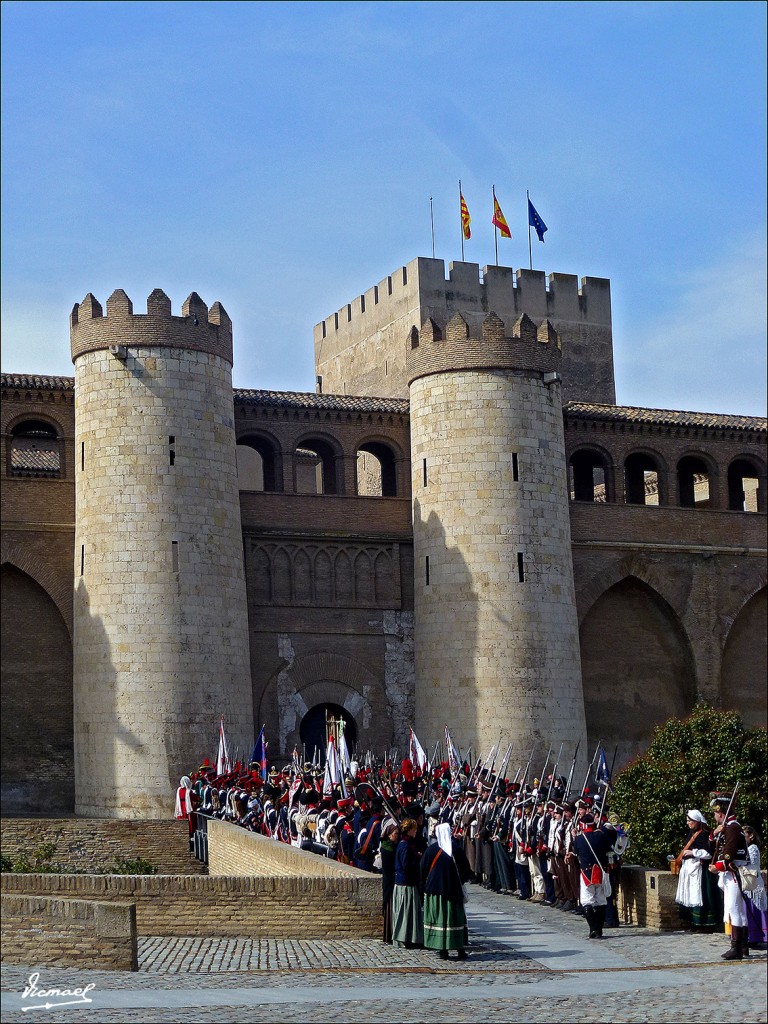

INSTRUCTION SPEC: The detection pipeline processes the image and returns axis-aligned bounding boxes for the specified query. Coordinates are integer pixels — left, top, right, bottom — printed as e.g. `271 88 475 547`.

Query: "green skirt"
423 894 468 951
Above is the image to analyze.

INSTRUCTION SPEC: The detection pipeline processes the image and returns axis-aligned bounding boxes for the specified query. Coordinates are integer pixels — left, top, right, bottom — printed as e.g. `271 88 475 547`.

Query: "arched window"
677 455 711 508
728 458 760 512
569 449 608 503
624 452 663 506
356 442 398 497
236 435 280 492
294 438 339 495
9 420 62 477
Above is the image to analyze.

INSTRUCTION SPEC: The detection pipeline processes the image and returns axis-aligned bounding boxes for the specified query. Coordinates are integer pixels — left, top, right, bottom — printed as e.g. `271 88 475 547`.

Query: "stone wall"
0 819 204 875
619 866 768 930
1 894 137 970
207 818 366 878
0 872 382 939
410 368 586 758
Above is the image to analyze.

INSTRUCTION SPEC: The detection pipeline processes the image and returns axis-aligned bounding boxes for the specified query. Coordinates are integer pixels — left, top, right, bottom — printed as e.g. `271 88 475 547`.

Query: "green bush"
612 704 767 868
108 857 157 875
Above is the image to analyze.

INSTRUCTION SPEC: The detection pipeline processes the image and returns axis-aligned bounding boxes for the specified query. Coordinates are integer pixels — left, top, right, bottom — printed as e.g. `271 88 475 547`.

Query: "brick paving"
2 884 766 1023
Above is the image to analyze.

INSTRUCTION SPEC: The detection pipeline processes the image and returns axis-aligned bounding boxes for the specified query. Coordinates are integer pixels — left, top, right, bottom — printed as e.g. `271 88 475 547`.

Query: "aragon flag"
492 195 511 238
460 191 472 239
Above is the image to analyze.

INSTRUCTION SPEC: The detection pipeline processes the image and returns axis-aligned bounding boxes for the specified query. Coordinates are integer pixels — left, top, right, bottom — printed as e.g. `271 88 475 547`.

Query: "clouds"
615 230 767 416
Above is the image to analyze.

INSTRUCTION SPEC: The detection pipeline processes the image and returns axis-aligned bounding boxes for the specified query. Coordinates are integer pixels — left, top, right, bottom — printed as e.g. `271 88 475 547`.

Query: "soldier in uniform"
709 792 750 959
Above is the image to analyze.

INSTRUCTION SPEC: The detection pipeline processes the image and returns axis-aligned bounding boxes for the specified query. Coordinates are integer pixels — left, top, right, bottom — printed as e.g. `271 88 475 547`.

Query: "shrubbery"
0 844 156 875
612 704 767 868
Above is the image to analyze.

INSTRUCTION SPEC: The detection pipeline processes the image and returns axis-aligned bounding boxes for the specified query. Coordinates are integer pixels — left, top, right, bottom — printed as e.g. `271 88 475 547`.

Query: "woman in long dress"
674 809 721 928
380 818 400 944
743 825 768 947
392 819 423 948
421 822 472 960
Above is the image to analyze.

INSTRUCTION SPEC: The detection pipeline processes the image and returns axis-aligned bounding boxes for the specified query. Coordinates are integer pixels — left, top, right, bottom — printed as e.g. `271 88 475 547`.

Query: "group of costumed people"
673 791 767 958
175 731 766 958
175 734 636 953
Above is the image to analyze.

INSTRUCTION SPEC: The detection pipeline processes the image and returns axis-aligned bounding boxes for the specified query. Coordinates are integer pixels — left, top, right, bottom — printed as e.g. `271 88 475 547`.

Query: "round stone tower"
408 310 587 759
70 288 253 817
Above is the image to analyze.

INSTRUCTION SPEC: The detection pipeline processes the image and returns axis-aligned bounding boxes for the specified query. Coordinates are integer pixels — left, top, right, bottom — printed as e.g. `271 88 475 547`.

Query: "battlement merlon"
313 257 615 405
70 289 234 365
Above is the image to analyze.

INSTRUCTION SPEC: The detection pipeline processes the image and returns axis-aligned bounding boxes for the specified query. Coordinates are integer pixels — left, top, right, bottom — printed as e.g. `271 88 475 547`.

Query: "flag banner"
216 717 231 776
287 777 302 810
339 728 351 772
528 198 548 242
492 195 511 238
445 724 461 775
460 191 472 239
409 727 429 772
250 725 267 780
596 746 611 786
323 737 341 796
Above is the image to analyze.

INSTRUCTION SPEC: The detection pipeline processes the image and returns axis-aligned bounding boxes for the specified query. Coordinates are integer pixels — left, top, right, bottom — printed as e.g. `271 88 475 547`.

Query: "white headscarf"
436 821 453 858
174 776 192 818
686 809 707 825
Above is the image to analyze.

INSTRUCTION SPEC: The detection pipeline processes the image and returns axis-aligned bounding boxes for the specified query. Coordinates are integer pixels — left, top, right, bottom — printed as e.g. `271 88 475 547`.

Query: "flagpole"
430 196 435 258
459 179 464 261
493 185 498 266
527 189 533 271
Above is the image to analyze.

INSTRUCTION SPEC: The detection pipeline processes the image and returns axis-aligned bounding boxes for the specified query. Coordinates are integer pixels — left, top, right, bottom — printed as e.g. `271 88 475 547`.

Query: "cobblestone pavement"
2 884 766 1023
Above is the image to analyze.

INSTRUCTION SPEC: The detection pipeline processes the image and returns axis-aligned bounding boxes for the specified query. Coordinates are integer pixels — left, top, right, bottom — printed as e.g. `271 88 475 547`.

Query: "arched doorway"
299 703 358 762
579 576 696 767
1 564 74 812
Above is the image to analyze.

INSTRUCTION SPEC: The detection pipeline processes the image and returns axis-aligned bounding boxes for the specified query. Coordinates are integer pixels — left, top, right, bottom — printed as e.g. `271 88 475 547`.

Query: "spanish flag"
460 190 472 240
492 194 511 238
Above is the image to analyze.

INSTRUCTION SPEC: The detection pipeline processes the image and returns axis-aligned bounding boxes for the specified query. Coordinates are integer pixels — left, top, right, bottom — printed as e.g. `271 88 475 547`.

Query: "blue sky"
2 0 766 415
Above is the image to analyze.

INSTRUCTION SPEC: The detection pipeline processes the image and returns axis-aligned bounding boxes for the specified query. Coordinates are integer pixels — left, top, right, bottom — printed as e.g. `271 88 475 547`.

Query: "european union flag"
528 198 548 242
596 746 611 786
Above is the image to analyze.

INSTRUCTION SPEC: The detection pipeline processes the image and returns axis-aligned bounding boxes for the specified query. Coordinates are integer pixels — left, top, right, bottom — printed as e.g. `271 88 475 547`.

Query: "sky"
2 0 766 416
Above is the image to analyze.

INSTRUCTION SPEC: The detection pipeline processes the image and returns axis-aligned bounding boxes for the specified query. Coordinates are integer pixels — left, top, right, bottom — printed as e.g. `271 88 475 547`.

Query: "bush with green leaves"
611 704 767 868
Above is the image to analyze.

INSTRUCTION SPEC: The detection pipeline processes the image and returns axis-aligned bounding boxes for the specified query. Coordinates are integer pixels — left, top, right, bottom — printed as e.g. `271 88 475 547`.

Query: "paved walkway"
2 885 766 1023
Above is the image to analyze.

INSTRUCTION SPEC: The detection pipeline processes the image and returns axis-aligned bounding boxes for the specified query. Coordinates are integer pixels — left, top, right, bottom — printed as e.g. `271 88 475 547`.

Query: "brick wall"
1 893 137 970
207 819 365 878
0 819 204 875
0 872 382 939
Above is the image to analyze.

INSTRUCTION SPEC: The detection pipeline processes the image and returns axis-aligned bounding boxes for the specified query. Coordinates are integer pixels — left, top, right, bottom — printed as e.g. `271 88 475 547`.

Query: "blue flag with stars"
528 198 548 242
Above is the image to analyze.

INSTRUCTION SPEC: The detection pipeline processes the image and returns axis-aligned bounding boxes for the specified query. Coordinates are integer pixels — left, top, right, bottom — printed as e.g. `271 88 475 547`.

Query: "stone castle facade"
1 256 766 817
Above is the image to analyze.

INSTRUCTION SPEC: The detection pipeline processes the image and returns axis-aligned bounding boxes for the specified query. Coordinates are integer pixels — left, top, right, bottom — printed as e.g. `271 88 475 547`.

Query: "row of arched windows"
569 448 765 512
6 418 765 513
236 434 401 498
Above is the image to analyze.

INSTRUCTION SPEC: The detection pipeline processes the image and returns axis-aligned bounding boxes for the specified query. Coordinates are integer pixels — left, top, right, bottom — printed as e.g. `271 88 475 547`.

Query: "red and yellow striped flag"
460 191 472 240
492 195 511 238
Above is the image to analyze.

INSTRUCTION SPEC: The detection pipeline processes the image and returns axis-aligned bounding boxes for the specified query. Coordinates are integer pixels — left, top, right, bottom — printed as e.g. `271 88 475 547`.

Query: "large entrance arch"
721 588 767 729
579 576 696 768
299 702 358 762
1 564 74 813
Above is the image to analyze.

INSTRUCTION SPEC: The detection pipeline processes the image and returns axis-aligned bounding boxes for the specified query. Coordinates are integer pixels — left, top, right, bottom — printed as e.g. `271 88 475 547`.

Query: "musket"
713 781 742 861
564 739 581 801
469 743 497 814
487 743 513 804
517 744 536 794
579 738 601 799
536 747 553 798
545 742 564 804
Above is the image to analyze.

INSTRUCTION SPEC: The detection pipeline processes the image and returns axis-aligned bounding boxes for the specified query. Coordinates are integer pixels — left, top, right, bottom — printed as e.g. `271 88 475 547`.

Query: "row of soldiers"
176 754 627 938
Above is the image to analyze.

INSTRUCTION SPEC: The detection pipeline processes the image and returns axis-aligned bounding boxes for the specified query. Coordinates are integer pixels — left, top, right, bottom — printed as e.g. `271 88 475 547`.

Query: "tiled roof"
1 373 74 391
564 402 767 433
10 448 61 472
1 373 762 431
234 388 410 415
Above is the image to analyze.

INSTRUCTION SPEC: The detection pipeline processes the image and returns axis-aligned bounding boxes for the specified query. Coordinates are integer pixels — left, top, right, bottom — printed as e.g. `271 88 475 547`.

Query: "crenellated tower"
407 309 588 758
70 289 253 817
